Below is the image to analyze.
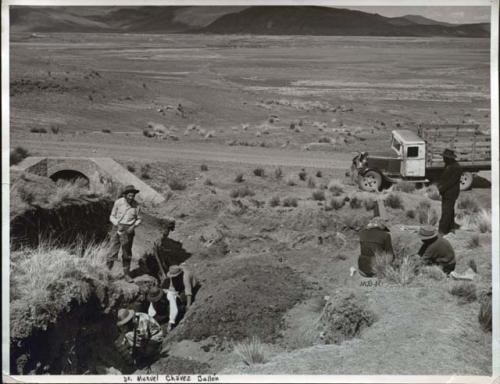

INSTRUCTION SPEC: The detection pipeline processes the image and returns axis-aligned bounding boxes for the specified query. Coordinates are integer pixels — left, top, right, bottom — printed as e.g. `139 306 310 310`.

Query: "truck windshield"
391 137 401 153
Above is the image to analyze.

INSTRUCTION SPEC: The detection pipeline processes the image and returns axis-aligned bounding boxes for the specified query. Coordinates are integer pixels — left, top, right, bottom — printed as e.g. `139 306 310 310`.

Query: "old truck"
351 124 491 192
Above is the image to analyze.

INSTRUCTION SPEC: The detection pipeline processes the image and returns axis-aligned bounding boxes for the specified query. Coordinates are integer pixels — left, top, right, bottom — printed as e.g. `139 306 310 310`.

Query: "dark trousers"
107 226 134 274
439 197 456 235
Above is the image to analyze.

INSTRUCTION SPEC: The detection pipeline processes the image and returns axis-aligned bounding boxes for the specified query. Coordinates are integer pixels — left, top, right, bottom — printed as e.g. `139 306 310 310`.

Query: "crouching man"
418 226 456 274
162 265 198 332
115 308 163 366
147 286 169 324
357 217 394 277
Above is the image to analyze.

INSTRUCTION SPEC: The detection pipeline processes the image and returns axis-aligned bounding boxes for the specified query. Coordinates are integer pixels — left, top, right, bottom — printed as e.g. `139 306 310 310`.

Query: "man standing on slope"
438 148 462 235
108 185 142 279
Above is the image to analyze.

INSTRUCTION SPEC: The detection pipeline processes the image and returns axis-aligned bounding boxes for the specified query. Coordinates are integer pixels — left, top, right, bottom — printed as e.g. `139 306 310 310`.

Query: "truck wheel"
359 170 382 192
460 172 474 191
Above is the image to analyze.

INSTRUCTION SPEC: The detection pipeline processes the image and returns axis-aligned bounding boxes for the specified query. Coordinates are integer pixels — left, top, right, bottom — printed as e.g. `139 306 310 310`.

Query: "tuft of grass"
168 177 187 191
456 209 491 233
10 146 30 166
316 170 323 178
274 167 283 180
363 198 376 211
349 195 362 209
143 128 155 138
298 169 307 181
393 181 416 193
384 255 420 286
282 196 298 207
234 173 245 183
476 210 491 233
384 193 404 210
30 127 47 134
269 195 280 207
329 197 345 210
423 185 441 201
406 209 416 219
140 164 151 180
327 179 344 196
233 337 267 366
312 190 325 201
449 282 477 304
101 129 112 134
204 178 214 186
50 179 89 204
416 199 439 225
307 177 316 188
420 265 446 281
126 164 136 173
200 164 208 172
253 167 265 177
478 291 492 332
230 185 255 198
457 195 480 213
50 125 60 134
467 234 480 249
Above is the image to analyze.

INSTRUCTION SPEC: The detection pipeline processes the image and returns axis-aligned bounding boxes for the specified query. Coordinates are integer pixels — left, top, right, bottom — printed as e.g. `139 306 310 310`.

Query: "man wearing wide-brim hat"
147 286 169 323
108 185 142 279
438 148 462 235
162 264 198 331
417 225 456 274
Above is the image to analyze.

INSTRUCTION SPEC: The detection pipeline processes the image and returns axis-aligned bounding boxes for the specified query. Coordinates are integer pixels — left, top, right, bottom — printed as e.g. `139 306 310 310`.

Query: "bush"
406 209 416 219
420 265 446 281
298 169 307 181
253 167 265 177
30 127 47 134
329 197 345 210
50 125 60 134
456 208 491 233
449 282 477 304
393 181 416 193
327 179 344 196
50 179 89 204
282 197 298 207
381 255 420 286
230 185 254 198
10 146 30 166
143 128 155 138
200 164 208 172
234 173 244 183
285 174 298 186
457 195 480 213
233 337 267 366
312 190 325 201
269 195 280 207
140 164 151 179
384 193 404 210
101 129 112 134
307 177 316 188
478 291 492 332
349 195 362 209
126 164 136 173
467 234 480 249
168 177 187 191
316 170 322 178
416 199 438 225
204 178 214 186
274 167 283 179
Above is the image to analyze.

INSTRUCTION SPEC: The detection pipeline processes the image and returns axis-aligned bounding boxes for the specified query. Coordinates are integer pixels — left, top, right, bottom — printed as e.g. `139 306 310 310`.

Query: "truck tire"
460 172 474 191
359 170 382 192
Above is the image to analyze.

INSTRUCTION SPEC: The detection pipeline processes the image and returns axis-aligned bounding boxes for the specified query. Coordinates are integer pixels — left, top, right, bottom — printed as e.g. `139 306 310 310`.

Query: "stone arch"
50 169 90 187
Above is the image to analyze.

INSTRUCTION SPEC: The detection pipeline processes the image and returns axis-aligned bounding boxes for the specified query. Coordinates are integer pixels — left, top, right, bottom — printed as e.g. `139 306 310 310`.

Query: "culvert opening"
50 170 90 187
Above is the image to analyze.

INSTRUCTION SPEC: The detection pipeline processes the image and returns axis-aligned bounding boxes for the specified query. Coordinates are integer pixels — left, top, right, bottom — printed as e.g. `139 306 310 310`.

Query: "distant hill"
10 5 490 37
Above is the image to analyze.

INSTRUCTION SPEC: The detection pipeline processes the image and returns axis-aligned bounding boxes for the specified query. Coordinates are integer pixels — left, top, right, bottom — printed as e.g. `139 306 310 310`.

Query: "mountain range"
10 6 490 37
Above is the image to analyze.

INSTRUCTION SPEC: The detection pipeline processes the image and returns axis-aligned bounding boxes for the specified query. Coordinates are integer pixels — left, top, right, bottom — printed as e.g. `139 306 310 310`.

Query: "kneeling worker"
163 265 198 331
357 217 394 277
417 225 456 274
147 286 169 324
116 308 163 364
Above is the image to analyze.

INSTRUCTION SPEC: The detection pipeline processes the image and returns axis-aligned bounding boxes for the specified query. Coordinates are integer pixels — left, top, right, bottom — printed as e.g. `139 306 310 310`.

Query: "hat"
147 286 164 303
419 225 438 240
122 185 139 195
116 308 135 326
367 216 388 230
166 265 183 278
442 148 457 159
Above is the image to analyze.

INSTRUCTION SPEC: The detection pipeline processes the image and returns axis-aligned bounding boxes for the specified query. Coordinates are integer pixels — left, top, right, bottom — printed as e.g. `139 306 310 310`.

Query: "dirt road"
12 137 354 170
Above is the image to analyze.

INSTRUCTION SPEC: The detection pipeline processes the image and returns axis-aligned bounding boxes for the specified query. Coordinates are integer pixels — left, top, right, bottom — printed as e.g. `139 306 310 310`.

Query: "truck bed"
418 124 491 170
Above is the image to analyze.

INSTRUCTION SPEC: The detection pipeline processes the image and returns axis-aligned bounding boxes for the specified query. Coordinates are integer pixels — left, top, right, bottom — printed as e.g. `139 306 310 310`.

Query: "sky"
343 6 490 24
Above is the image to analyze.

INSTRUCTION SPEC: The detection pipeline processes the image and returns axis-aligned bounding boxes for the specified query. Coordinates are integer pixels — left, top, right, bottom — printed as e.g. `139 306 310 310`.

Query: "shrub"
200 164 208 172
478 291 492 332
269 195 280 207
327 179 344 196
143 128 155 138
274 167 283 179
50 179 89 204
10 146 30 166
349 195 362 209
126 164 136 173
234 173 244 183
449 282 477 304
285 174 298 186
406 209 416 219
298 169 307 181
30 127 47 134
416 199 438 225
101 129 112 134
312 190 325 201
393 181 416 193
233 337 267 366
168 177 187 191
424 185 441 201
282 197 298 207
382 255 420 286
476 209 491 233
230 185 254 198
467 234 480 249
316 170 323 178
204 178 214 186
384 193 404 209
18 186 36 204
457 195 480 213
329 197 345 210
363 198 376 211
50 125 60 134
456 209 491 233
420 265 446 281
307 177 316 188
140 164 151 179
253 167 265 177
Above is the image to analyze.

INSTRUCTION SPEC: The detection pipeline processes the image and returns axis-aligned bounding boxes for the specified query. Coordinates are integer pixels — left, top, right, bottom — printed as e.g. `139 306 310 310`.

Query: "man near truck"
438 149 462 235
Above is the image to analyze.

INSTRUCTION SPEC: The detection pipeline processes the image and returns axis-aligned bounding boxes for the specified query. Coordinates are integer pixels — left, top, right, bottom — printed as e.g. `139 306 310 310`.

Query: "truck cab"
390 130 426 178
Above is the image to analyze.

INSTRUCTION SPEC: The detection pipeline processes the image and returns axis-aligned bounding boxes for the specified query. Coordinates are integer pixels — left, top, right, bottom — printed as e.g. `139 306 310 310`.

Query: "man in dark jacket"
357 217 394 277
438 148 462 235
417 226 456 274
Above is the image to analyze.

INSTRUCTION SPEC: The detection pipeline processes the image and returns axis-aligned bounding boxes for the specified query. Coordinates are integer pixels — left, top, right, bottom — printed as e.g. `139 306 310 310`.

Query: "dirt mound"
173 257 307 343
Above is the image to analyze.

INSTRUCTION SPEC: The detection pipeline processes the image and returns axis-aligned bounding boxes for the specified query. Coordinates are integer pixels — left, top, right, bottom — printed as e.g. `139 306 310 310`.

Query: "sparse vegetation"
126 164 136 173
204 178 214 186
168 177 187 191
456 209 491 233
327 179 344 196
200 164 208 171
253 167 265 177
467 234 480 249
298 169 307 181
50 179 89 204
10 146 30 166
380 254 420 286
328 197 345 210
416 199 438 225
406 209 416 219
393 181 416 193
420 265 446 281
230 185 255 198
307 177 316 188
349 195 362 209
234 173 245 183
233 337 267 366
285 174 298 186
282 196 298 207
101 129 112 134
30 127 47 134
50 125 60 134
478 291 492 332
269 195 280 207
449 282 477 304
457 195 480 213
312 190 325 201
274 167 283 180
316 170 322 178
140 164 151 179
384 193 404 209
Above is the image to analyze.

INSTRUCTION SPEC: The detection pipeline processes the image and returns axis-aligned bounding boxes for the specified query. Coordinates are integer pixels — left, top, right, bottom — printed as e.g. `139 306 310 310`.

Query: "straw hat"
367 216 388 230
147 286 164 303
442 148 457 159
166 265 183 278
122 185 140 195
419 225 438 240
116 308 135 326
